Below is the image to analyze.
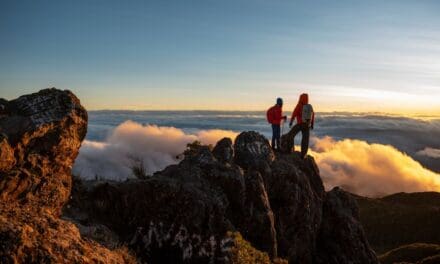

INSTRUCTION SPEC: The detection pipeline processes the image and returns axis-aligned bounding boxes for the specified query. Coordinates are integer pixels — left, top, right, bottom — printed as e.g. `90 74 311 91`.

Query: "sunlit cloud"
73 121 238 180
310 137 440 197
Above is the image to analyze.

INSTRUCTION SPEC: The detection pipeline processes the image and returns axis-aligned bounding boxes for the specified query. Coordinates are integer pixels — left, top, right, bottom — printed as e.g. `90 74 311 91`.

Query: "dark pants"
271 124 281 150
287 123 310 158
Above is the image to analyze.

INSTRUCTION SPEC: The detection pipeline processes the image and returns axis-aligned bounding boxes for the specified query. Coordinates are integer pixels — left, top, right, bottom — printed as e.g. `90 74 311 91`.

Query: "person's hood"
299 93 309 105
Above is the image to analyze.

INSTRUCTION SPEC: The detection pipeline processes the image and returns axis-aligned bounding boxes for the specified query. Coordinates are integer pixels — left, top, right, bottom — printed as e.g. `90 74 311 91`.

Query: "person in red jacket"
288 93 315 158
267 98 287 151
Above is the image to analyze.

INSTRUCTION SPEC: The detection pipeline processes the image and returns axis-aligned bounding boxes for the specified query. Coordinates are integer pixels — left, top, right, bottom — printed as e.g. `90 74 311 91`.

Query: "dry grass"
227 231 287 264
379 243 440 264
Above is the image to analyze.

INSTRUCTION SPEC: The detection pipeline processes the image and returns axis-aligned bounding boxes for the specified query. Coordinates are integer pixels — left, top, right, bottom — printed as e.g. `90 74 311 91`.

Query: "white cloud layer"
73 121 238 180
74 121 440 197
310 137 440 197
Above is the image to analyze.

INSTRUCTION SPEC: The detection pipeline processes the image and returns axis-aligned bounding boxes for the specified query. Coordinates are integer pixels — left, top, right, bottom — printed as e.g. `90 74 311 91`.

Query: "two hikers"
266 98 287 151
267 93 315 158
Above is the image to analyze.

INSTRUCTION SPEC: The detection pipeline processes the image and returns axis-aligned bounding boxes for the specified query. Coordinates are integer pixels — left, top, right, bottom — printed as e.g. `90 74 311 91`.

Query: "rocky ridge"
66 134 378 263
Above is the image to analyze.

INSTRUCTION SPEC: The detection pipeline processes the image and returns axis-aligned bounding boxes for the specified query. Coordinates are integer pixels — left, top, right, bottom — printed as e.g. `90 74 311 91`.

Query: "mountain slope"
356 192 440 254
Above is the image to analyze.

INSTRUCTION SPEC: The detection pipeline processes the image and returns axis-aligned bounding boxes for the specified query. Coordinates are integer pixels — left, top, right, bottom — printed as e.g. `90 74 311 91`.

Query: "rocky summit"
1 89 378 263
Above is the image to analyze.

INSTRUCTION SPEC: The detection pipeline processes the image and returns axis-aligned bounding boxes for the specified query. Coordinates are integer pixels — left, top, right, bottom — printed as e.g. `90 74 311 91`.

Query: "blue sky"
1 0 439 114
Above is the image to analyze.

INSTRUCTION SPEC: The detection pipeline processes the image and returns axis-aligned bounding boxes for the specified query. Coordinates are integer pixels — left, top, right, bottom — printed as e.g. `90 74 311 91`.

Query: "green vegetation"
379 243 440 264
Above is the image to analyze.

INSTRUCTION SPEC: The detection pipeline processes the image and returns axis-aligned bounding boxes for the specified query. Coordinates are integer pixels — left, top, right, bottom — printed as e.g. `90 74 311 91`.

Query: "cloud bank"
85 111 440 174
313 114 440 173
74 120 440 197
310 137 440 197
73 121 238 180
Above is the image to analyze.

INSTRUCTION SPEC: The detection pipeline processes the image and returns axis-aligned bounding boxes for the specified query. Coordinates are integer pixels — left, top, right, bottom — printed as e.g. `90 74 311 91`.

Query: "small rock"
234 131 274 169
212 137 234 164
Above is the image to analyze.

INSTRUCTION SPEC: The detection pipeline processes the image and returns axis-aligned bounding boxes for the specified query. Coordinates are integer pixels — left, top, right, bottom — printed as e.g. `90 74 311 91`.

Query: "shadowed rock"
242 169 277 257
315 187 378 264
212 137 234 164
66 131 378 264
234 131 274 169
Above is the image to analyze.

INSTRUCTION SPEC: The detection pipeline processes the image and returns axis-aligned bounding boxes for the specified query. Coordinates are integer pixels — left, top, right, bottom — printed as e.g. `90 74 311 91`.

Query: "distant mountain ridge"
356 191 440 255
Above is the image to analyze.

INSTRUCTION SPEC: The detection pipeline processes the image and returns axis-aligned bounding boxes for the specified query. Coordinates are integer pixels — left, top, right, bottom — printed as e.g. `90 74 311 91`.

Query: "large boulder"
212 137 234 164
0 88 87 214
234 131 274 169
0 89 135 263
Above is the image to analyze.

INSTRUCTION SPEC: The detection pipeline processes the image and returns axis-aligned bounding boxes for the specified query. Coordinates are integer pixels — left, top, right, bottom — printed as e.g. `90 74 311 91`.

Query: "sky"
1 0 439 114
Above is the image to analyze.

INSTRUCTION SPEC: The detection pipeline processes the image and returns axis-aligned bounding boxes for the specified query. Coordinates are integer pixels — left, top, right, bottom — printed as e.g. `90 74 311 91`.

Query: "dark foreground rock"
315 187 378 264
66 133 378 263
0 89 135 263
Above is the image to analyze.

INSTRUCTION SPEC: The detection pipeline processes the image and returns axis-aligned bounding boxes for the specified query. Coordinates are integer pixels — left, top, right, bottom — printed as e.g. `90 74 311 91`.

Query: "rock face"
0 89 135 263
66 131 378 263
315 187 378 264
212 137 234 164
0 88 87 214
234 131 274 169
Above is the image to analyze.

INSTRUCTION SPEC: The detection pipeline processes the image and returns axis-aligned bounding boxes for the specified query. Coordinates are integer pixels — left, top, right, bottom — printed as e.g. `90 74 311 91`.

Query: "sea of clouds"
73 111 440 197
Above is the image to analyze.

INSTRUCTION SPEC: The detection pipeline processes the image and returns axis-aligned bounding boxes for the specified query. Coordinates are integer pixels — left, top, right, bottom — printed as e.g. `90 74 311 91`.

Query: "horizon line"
87 109 440 118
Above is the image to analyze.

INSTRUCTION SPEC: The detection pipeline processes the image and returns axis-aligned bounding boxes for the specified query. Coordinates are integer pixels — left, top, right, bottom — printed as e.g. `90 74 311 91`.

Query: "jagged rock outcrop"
315 187 378 264
0 89 135 263
66 131 378 263
266 154 324 263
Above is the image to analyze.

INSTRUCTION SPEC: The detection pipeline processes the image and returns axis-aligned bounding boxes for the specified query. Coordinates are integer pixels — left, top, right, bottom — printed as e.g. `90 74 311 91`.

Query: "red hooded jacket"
267 105 284 125
291 93 315 126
